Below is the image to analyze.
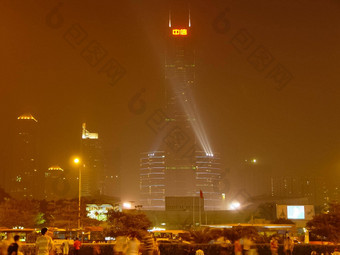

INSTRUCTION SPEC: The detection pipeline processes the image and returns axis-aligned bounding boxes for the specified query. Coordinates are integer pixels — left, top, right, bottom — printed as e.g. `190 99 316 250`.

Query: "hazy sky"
1 0 339 201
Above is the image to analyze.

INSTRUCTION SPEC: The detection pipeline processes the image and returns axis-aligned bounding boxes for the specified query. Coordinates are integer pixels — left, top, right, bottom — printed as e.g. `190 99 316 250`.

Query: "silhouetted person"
61 237 71 255
73 238 81 255
36 228 54 255
284 237 294 255
7 235 20 255
270 237 278 255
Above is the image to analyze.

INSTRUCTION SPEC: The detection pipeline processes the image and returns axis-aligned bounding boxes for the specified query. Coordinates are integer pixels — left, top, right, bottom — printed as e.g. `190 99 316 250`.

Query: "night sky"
1 0 339 202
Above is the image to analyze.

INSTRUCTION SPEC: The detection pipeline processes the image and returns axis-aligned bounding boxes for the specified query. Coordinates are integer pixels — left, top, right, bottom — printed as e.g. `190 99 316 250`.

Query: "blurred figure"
73 238 81 255
217 236 230 255
142 233 154 255
234 239 242 255
7 235 20 255
93 241 101 255
126 233 140 255
61 237 70 255
270 237 278 255
195 248 204 255
36 228 54 255
284 237 294 255
153 238 160 255
113 236 128 255
248 237 257 255
243 236 252 255
332 248 340 255
55 244 62 255
0 234 13 255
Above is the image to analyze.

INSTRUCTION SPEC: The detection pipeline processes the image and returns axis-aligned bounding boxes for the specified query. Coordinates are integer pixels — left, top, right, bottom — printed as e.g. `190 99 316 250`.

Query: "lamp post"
74 157 81 230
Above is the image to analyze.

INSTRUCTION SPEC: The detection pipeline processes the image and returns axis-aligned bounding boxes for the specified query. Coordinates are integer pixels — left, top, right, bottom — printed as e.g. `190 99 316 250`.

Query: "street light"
73 157 81 230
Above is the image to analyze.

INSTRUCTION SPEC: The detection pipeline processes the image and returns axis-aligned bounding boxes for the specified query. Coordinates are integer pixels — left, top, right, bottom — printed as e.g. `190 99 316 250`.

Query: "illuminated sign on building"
172 29 188 36
86 204 114 221
276 205 315 220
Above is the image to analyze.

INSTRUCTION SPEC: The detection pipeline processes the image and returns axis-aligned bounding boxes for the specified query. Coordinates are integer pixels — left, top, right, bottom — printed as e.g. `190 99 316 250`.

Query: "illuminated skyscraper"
140 151 166 210
81 123 104 197
194 151 222 210
140 8 222 210
10 113 39 199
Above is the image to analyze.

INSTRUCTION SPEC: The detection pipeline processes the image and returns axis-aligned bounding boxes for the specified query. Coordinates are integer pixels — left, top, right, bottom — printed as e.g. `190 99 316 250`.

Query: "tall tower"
81 123 104 197
163 8 197 198
10 113 39 199
140 7 222 210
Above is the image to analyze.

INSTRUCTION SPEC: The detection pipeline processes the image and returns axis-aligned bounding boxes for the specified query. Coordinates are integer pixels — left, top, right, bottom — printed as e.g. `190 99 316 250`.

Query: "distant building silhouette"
270 176 338 206
9 113 40 199
44 165 66 200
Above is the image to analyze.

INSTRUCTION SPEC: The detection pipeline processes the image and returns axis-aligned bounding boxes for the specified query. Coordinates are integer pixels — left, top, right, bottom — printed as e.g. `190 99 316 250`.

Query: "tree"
255 203 276 221
0 199 44 228
188 228 215 243
271 218 295 224
307 202 340 243
42 199 100 229
223 226 259 242
0 187 11 203
105 210 151 238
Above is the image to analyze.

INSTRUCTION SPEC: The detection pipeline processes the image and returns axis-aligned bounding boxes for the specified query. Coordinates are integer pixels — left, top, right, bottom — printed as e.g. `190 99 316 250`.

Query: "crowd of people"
1 228 339 255
0 228 161 255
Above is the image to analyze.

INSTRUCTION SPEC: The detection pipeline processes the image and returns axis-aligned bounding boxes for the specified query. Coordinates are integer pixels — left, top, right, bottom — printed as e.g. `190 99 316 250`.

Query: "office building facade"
10 113 40 199
81 123 104 197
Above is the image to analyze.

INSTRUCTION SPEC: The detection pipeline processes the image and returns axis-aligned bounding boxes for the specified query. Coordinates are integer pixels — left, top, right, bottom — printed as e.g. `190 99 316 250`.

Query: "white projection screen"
287 205 305 219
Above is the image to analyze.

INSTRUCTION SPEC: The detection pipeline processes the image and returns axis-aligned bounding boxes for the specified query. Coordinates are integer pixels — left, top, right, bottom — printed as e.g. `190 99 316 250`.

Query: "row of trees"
0 193 151 238
2 185 340 244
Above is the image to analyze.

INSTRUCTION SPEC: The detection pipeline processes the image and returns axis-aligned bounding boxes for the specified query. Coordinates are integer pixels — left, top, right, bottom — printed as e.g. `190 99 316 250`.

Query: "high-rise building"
9 113 40 199
140 151 166 210
194 151 222 210
140 8 222 210
81 123 104 197
270 176 334 206
44 165 65 200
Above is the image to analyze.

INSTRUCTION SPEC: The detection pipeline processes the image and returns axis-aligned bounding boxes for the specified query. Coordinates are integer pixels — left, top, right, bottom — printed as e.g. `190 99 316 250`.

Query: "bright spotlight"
252 159 257 163
229 201 241 210
123 202 132 209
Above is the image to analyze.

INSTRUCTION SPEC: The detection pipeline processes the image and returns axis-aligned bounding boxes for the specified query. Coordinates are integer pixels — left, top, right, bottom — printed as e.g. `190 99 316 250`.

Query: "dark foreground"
20 243 339 255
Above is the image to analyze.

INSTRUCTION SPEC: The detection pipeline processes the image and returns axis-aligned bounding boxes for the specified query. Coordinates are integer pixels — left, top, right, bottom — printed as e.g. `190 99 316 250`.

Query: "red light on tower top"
172 29 188 36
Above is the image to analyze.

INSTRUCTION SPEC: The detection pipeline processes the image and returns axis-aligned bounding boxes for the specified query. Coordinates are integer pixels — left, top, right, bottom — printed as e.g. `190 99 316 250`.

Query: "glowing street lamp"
73 157 81 230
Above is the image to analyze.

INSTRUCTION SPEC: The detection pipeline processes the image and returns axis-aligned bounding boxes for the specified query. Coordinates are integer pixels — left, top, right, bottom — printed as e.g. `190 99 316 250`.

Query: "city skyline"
1 0 339 205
